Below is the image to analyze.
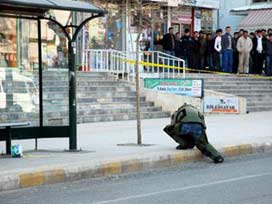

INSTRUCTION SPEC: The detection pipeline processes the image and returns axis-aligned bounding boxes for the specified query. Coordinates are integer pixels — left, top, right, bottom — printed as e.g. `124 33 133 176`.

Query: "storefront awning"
230 3 272 14
0 0 105 17
237 9 272 31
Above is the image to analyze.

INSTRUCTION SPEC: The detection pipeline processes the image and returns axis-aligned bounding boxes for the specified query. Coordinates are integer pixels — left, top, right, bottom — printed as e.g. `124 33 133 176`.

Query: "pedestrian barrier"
82 49 272 80
82 49 186 80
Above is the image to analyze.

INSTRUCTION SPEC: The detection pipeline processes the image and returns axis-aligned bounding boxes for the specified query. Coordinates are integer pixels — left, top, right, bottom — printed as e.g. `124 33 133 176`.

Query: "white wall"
219 0 249 31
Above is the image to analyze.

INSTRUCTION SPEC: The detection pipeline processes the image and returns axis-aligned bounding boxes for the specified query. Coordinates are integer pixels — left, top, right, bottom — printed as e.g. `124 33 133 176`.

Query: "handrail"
81 49 186 81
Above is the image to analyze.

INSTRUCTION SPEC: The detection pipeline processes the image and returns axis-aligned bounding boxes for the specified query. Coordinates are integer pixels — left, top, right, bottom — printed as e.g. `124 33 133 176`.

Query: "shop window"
0 18 17 68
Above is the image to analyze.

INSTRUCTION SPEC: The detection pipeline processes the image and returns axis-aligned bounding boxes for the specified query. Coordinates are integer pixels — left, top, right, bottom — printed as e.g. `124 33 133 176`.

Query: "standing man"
180 29 194 68
236 30 253 74
232 32 240 74
265 33 272 76
222 26 233 73
214 29 223 70
192 31 201 69
175 32 182 58
252 30 267 74
162 27 176 56
206 33 214 70
199 31 208 69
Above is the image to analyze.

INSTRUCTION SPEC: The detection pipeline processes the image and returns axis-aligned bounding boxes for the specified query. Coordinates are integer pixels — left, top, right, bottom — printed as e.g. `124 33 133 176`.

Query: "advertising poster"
204 97 239 113
144 78 203 98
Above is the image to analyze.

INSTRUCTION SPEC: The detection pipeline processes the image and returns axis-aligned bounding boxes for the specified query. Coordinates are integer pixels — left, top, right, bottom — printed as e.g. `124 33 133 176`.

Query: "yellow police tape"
123 59 272 80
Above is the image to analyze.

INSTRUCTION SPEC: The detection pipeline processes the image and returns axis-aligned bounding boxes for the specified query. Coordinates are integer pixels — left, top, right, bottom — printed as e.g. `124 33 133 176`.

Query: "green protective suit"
164 103 223 162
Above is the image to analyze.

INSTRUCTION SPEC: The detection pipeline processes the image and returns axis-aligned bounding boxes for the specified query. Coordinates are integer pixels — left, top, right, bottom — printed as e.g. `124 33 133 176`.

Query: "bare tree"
134 0 143 145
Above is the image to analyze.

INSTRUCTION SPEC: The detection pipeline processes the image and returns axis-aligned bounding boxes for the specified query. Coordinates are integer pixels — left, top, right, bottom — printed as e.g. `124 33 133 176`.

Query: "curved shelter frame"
0 0 105 153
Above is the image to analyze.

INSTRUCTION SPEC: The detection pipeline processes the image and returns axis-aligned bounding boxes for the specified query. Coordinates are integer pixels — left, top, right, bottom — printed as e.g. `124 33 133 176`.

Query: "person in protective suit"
163 103 224 163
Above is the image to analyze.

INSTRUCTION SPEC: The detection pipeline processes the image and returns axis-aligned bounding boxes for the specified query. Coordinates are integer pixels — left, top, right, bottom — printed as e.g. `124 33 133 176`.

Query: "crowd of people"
162 26 272 76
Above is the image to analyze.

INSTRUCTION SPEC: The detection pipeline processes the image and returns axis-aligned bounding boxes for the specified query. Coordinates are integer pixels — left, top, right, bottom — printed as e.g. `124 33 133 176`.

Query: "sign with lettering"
144 78 203 98
204 97 239 113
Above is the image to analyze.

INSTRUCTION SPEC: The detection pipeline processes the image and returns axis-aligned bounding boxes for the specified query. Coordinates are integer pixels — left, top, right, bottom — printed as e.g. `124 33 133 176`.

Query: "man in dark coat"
192 31 201 69
232 32 240 74
199 31 208 69
180 29 194 68
162 27 176 56
252 30 267 74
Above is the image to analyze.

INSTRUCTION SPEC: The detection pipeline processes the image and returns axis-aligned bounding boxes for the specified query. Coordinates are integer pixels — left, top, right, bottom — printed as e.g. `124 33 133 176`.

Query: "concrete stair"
40 71 169 124
186 73 272 112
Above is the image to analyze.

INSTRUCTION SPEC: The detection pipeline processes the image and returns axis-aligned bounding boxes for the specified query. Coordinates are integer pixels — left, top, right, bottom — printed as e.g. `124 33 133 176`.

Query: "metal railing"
81 49 186 80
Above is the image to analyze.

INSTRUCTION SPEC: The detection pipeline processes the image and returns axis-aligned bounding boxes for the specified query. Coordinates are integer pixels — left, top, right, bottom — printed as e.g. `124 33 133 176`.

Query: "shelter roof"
0 0 105 17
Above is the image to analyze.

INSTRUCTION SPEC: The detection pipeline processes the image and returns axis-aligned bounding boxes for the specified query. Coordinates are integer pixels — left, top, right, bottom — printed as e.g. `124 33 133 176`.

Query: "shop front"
171 6 193 35
87 0 126 50
128 2 168 52
170 0 219 34
194 8 214 32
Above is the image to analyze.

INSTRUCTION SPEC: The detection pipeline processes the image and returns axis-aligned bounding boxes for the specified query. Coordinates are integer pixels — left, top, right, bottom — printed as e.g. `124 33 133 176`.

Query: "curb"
1 143 272 192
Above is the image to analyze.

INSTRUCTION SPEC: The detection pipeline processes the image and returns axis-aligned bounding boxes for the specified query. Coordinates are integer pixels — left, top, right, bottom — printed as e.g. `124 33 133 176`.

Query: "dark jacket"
266 40 272 56
207 38 215 56
252 36 267 55
221 33 233 50
199 37 208 56
162 33 176 51
175 39 182 58
180 35 194 57
192 38 201 54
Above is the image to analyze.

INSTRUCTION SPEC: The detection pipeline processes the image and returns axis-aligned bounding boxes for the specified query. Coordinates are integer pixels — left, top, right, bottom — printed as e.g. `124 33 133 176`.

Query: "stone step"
247 106 272 112
78 91 136 98
204 85 272 90
186 73 271 79
40 71 110 76
247 102 272 106
204 81 272 86
77 96 146 103
77 101 155 109
39 75 117 81
78 111 170 123
42 80 128 87
42 86 133 92
31 107 162 117
226 93 272 98
192 77 271 83
42 91 137 99
205 89 272 94
42 101 155 110
247 106 272 113
77 107 162 115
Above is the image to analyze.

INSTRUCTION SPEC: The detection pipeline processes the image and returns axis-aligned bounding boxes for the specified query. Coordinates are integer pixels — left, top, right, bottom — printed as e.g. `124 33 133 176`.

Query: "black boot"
176 144 187 150
213 156 224 164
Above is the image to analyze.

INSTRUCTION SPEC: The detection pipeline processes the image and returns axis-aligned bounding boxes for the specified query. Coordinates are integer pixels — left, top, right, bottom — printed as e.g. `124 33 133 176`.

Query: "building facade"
87 0 220 52
220 0 272 32
0 0 221 71
219 0 249 31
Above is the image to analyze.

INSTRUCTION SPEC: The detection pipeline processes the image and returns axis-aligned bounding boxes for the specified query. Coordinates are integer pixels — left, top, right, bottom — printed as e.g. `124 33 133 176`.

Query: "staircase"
42 71 169 125
186 73 272 112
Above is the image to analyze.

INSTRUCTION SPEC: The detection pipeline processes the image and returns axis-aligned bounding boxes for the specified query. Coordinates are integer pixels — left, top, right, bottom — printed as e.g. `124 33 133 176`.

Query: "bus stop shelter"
0 0 105 153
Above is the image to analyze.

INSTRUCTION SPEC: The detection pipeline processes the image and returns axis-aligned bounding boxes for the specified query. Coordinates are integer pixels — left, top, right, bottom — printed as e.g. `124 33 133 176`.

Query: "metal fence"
81 49 186 80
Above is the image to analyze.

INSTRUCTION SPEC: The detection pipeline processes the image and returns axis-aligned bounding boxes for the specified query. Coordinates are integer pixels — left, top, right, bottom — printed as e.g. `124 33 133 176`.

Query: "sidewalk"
1 111 272 191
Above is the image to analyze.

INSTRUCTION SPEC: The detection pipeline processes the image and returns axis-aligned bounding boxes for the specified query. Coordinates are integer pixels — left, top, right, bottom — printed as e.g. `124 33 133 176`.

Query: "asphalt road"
1 152 272 204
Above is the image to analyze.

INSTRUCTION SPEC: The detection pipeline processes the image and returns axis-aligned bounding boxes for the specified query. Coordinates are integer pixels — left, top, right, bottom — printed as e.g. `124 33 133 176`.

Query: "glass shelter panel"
0 18 39 126
41 20 69 127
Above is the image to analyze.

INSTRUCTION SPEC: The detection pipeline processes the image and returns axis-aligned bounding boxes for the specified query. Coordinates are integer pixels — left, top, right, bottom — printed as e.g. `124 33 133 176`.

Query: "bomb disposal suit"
163 104 224 163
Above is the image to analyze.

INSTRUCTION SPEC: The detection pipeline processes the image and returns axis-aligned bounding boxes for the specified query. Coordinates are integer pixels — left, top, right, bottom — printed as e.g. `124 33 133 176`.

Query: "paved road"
1 153 272 204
